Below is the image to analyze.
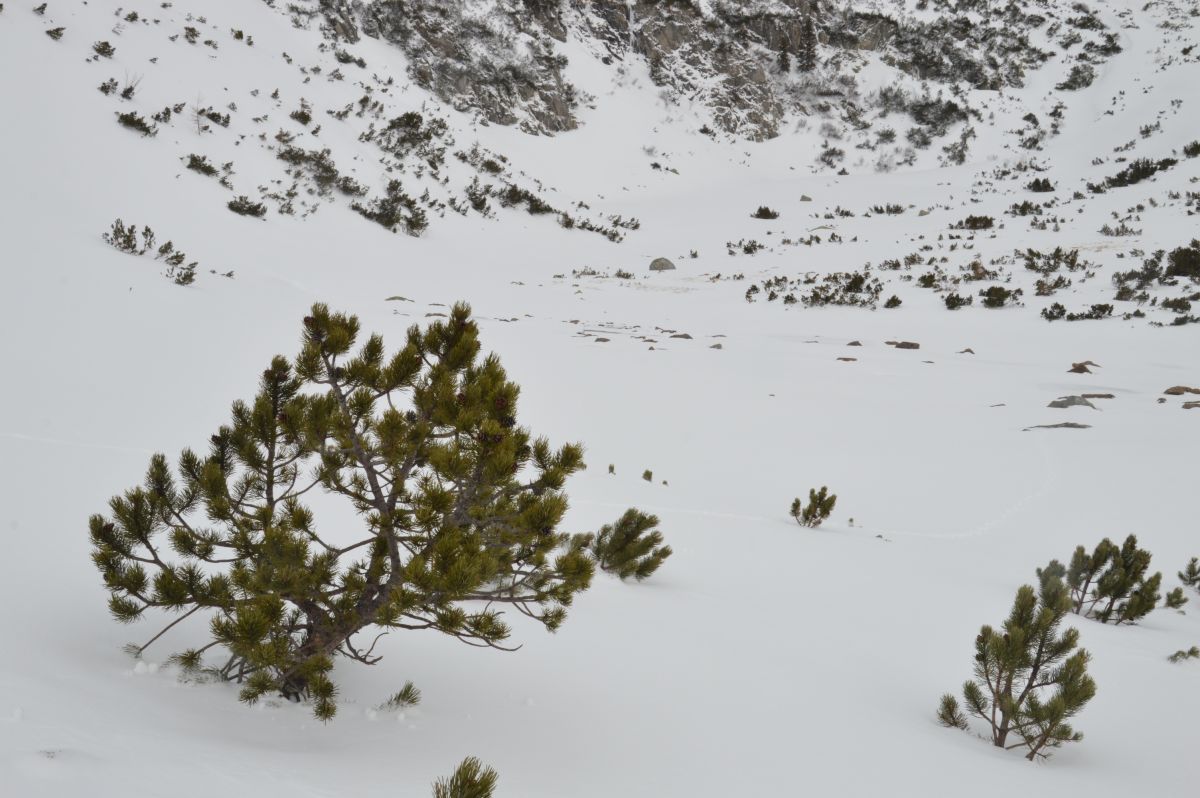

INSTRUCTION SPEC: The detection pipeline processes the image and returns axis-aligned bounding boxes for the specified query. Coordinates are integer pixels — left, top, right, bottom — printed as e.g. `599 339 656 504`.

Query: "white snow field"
1 1 1197 796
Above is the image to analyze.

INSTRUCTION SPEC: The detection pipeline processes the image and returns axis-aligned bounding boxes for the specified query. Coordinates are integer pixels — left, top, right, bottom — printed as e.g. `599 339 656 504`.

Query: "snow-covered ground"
1 1 1197 795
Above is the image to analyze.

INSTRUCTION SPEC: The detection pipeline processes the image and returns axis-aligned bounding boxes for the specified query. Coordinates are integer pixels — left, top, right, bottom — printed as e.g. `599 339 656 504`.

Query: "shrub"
1090 157 1177 191
46 27 65 40
581 509 672 581
790 487 836 528
116 112 156 137
227 195 267 217
884 295 902 308
979 286 1021 308
433 758 498 798
1184 141 1200 158
944 293 973 310
954 215 994 230
93 40 116 58
642 469 653 482
1180 557 1200 592
1164 240 1200 281
751 206 780 220
937 575 1095 761
88 305 632 719
1042 303 1066 321
1026 177 1055 192
1168 646 1200 663
1037 535 1164 624
185 154 219 177
1055 64 1095 90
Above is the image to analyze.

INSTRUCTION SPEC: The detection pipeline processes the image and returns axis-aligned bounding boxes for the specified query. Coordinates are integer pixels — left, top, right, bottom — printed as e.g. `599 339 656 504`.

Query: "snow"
0 0 1197 795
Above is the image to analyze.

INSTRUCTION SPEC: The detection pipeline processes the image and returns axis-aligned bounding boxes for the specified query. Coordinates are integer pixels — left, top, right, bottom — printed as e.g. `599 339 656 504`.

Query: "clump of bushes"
752 206 780 220
185 154 219 177
93 40 116 58
953 215 994 230
434 758 498 798
1026 177 1055 192
979 286 1022 308
1183 141 1200 158
352 179 427 235
790 487 836 528
1036 535 1168 625
1055 63 1095 90
228 195 267 218
116 112 156 137
1088 157 1177 192
944 293 973 310
1043 303 1113 321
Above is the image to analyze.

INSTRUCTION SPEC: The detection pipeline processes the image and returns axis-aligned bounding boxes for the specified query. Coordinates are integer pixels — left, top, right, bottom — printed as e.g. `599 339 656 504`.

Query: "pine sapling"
1180 557 1200 592
433 757 498 798
790 486 836 528
582 509 672 581
938 574 1096 761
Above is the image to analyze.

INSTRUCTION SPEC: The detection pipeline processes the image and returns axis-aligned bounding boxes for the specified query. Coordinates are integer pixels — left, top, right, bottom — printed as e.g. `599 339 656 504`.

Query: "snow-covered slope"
0 1 1197 795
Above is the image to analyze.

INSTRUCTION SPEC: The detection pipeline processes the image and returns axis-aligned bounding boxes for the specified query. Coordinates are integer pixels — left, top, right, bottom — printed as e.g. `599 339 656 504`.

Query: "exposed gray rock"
1048 395 1097 409
649 257 676 271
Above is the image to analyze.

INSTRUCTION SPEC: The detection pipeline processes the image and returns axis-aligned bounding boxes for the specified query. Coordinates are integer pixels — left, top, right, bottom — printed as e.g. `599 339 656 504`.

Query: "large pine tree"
89 303 648 718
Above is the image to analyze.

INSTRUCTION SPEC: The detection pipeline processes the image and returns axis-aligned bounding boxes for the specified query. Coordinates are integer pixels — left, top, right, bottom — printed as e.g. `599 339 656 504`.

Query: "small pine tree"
1164 587 1187 610
1038 535 1163 624
433 757 498 798
938 575 1096 761
790 487 836 528
797 17 818 73
90 304 609 719
582 509 672 581
1180 557 1200 592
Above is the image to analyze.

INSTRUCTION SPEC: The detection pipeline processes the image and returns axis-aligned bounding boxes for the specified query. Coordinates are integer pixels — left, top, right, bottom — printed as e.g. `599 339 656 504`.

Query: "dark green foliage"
103 219 151 254
1042 302 1066 321
1055 64 1095 90
1168 646 1200 663
334 49 366 68
1164 587 1187 610
1184 141 1200 158
1008 201 1042 217
936 693 968 730
228 195 267 217
382 681 421 710
433 757 498 798
93 40 116 58
939 576 1095 761
46 26 65 40
498 184 555 215
353 179 427 235
116 112 156 137
1089 158 1177 192
1180 557 1200 592
884 295 902 308
944 293 973 310
751 206 779 220
1038 535 1164 624
1023 247 1084 275
290 100 313 126
642 469 652 482
979 286 1021 308
797 16 817 73
1164 240 1200 281
954 215 994 230
790 487 836 528
1026 177 1055 192
186 154 219 177
90 305 603 718
582 509 672 582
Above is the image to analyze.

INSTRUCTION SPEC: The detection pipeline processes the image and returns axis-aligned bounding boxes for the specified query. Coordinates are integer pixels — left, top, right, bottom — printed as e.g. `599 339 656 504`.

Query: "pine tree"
938 575 1096 761
582 509 672 581
797 16 818 73
790 486 836 528
89 304 663 718
1038 535 1164 624
433 757 498 798
1181 557 1200 592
